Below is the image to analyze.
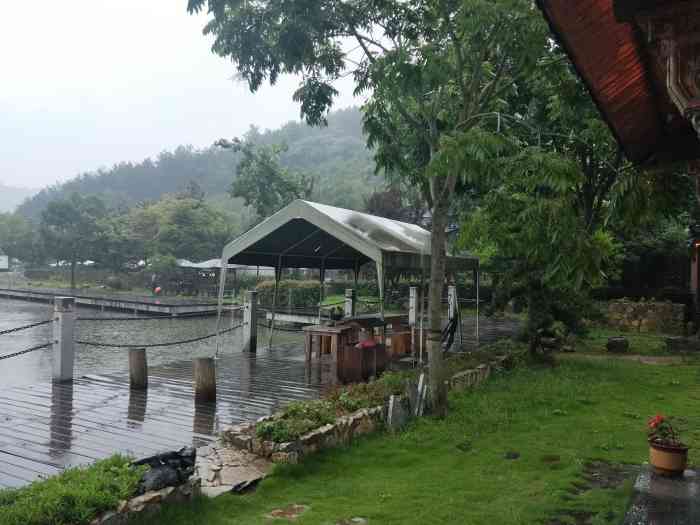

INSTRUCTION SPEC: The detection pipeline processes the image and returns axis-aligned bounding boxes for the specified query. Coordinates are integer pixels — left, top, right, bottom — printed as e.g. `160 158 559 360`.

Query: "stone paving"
623 467 700 525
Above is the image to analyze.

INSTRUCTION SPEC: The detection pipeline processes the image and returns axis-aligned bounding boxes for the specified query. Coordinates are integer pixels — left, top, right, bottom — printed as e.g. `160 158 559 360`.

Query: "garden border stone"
223 357 505 464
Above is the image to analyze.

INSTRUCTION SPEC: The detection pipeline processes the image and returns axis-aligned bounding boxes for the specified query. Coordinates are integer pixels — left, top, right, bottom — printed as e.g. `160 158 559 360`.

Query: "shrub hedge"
0 455 145 525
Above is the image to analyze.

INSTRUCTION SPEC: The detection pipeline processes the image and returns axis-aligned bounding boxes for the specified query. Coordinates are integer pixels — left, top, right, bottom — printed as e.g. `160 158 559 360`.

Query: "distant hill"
17 107 380 222
0 184 36 213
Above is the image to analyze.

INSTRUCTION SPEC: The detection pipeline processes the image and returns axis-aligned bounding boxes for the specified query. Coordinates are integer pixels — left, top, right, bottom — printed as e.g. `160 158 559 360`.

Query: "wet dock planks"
0 347 332 488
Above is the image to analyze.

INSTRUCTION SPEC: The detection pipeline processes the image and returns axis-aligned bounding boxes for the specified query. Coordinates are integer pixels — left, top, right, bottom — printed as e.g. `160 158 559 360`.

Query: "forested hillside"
17 107 378 221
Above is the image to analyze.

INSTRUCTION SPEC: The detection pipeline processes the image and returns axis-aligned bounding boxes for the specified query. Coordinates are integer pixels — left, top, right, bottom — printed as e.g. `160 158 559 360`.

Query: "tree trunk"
428 200 449 418
70 259 76 290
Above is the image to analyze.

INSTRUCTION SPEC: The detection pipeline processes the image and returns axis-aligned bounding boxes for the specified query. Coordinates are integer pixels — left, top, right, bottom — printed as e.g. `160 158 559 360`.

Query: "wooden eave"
537 0 700 166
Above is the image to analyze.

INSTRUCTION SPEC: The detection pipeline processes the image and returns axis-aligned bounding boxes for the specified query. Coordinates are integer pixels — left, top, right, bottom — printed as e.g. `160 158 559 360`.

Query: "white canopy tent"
215 200 479 347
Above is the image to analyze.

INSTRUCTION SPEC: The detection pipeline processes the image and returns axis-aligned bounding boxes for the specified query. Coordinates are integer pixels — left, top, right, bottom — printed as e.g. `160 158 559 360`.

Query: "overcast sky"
0 1 358 189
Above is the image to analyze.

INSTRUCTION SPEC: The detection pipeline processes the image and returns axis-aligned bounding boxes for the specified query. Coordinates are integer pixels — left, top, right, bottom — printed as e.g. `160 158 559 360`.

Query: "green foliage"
256 279 321 307
256 400 337 442
127 195 233 261
0 212 41 263
39 193 109 287
257 371 417 443
0 455 145 525
225 140 315 221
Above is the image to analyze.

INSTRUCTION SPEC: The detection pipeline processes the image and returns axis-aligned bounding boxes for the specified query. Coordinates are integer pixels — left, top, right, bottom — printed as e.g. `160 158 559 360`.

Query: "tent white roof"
220 200 477 273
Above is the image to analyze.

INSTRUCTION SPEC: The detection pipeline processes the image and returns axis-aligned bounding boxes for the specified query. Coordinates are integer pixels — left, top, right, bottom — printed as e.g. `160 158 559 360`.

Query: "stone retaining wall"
224 407 384 465
603 300 685 335
224 358 501 465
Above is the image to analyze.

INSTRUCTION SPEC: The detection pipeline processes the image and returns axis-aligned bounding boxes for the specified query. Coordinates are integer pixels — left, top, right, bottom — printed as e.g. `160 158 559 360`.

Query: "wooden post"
194 357 216 402
52 297 75 383
129 348 148 390
243 290 258 353
344 288 356 318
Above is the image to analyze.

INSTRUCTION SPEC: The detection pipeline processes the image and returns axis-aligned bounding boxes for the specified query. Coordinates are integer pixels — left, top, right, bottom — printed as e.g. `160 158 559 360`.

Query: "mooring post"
448 285 458 322
53 297 76 383
344 288 356 318
129 348 148 390
194 357 216 402
243 290 258 353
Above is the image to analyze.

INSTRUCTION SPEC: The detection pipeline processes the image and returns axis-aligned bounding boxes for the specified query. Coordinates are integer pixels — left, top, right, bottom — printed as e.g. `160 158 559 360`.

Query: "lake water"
0 298 303 388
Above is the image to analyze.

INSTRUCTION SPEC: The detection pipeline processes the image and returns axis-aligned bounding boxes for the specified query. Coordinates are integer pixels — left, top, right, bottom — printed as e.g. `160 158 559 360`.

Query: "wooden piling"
128 349 148 390
243 290 258 353
194 358 216 401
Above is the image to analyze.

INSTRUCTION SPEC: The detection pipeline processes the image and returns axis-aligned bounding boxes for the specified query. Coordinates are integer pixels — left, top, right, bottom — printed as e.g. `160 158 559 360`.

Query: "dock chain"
0 341 54 361
76 323 244 349
0 319 52 337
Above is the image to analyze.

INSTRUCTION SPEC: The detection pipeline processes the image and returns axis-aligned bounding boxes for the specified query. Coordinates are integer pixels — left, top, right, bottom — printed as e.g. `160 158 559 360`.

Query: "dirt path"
559 353 688 366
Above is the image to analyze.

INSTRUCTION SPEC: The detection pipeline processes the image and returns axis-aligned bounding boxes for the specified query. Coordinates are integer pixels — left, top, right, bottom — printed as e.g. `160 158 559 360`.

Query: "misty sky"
0 1 358 190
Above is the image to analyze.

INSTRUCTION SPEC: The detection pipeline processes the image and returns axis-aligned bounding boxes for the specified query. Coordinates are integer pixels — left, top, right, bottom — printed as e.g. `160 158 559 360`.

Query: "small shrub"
105 276 126 290
256 400 336 442
0 455 145 525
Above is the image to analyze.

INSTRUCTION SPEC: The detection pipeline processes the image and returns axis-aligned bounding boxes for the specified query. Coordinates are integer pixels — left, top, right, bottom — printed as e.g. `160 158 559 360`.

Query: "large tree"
127 194 234 262
457 52 692 352
188 0 548 415
40 193 108 288
218 139 315 221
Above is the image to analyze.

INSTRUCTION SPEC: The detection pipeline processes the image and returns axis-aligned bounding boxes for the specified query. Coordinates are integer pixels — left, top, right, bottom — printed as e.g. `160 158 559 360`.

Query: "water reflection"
49 381 74 460
193 400 216 447
127 389 148 429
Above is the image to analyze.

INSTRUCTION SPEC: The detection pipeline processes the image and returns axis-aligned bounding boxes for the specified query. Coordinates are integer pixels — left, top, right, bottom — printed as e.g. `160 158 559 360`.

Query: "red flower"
648 414 665 429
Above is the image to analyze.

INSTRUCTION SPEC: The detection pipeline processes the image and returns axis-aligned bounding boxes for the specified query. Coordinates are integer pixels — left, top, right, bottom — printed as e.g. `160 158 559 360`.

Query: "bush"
0 455 145 525
256 400 336 442
105 276 127 290
257 372 417 443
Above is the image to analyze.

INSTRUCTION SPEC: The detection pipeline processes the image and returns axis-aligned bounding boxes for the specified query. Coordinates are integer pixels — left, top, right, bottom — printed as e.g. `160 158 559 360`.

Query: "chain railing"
0 341 54 361
75 323 244 349
0 319 52 337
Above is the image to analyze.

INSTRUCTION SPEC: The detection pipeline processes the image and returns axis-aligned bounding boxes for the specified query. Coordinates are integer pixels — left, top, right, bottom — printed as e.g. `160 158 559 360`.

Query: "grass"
0 455 144 525
134 358 700 525
576 326 668 356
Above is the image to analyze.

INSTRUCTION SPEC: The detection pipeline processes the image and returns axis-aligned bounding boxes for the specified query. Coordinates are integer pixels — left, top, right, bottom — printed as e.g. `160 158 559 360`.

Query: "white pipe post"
53 297 76 383
214 262 228 357
344 288 356 318
475 268 480 348
448 285 457 323
409 286 417 360
243 290 258 353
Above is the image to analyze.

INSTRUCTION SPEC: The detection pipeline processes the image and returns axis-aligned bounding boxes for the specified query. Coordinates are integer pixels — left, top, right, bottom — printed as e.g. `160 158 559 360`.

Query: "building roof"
537 0 700 166
220 200 478 272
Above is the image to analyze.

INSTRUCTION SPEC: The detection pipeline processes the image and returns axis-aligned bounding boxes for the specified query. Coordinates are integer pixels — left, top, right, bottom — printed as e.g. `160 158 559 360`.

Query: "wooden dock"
0 287 220 317
0 347 332 488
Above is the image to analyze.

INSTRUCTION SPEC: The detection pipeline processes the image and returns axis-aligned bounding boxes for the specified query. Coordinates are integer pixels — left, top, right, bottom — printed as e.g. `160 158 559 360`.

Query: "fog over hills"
16 107 379 222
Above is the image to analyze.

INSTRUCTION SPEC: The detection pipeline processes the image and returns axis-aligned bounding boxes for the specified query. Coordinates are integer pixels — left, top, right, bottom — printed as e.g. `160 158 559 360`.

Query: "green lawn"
135 358 700 525
576 327 669 356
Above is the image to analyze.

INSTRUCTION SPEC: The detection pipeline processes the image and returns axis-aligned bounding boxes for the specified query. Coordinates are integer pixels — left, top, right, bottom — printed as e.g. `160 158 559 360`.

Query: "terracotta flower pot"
649 440 688 475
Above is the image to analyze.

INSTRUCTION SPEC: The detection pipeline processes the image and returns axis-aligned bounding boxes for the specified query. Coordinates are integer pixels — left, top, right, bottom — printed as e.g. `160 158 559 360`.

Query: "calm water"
0 298 303 388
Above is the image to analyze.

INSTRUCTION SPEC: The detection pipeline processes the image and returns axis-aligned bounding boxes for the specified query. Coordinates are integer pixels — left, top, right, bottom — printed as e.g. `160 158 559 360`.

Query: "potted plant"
647 414 689 476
